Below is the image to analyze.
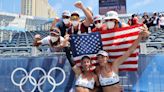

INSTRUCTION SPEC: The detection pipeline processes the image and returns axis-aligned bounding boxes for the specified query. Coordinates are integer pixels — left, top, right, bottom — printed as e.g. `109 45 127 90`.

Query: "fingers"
139 24 148 31
55 17 60 22
74 1 83 9
34 34 41 39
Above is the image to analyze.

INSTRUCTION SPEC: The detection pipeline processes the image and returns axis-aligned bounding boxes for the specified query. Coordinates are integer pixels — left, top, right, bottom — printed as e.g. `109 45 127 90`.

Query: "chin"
99 63 105 66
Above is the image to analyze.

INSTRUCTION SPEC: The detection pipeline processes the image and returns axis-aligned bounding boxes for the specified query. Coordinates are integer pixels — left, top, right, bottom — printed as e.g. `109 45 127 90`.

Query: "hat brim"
62 14 70 17
104 16 119 21
97 53 108 57
94 19 101 22
71 13 79 17
81 55 91 60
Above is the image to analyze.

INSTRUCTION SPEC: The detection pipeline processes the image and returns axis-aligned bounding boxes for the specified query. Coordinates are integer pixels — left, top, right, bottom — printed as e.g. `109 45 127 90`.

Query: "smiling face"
97 54 108 66
81 57 92 72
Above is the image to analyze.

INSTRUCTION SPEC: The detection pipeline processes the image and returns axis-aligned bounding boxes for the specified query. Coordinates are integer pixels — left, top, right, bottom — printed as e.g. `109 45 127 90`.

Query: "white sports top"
99 72 120 87
75 74 95 89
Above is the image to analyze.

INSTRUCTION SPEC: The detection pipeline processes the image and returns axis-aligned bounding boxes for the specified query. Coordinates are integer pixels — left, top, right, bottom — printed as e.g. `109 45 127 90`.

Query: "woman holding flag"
68 55 100 92
95 26 149 92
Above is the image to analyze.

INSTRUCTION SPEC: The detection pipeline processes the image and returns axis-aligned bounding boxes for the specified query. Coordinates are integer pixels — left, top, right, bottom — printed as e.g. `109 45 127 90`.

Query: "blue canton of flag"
70 32 103 61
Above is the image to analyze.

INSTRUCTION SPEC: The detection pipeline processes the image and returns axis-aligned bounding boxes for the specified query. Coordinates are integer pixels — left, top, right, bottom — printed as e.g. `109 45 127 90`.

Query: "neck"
99 61 107 67
83 70 91 76
65 22 70 27
73 25 78 30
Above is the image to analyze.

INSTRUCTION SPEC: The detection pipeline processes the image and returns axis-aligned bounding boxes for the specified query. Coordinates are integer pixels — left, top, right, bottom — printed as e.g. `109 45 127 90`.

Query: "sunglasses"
105 19 116 22
71 16 79 20
62 16 70 19
94 20 101 24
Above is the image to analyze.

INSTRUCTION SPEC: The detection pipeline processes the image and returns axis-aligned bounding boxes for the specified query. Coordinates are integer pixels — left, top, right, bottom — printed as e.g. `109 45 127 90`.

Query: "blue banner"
0 54 164 92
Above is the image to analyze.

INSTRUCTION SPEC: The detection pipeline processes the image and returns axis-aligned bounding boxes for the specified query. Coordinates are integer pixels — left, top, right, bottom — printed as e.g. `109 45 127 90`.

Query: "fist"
34 34 41 40
74 1 83 9
54 17 60 22
139 24 150 39
64 34 70 41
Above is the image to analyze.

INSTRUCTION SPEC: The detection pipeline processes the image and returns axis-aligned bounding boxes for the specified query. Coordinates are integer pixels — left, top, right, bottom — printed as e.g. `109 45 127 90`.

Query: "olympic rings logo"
11 67 66 92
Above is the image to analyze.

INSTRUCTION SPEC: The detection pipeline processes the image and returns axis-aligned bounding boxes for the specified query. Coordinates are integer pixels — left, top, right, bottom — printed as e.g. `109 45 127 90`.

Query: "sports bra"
75 74 95 89
99 72 120 87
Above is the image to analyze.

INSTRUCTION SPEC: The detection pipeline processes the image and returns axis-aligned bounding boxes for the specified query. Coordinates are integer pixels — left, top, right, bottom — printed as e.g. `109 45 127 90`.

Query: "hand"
64 34 70 41
34 34 41 40
54 17 60 22
74 1 84 9
139 24 150 41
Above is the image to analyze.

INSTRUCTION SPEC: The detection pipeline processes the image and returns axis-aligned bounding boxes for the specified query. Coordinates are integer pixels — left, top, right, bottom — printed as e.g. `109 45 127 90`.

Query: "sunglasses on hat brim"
71 16 79 20
50 30 60 35
105 19 117 22
62 16 70 19
94 20 101 24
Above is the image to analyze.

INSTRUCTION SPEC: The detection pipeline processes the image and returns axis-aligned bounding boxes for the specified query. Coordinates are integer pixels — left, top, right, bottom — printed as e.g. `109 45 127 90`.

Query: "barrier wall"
0 54 164 92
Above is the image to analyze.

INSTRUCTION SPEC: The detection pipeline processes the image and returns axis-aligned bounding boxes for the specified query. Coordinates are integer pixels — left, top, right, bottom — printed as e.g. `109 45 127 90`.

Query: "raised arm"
112 30 148 72
50 17 60 30
67 58 81 78
33 34 42 47
74 1 93 26
59 34 70 48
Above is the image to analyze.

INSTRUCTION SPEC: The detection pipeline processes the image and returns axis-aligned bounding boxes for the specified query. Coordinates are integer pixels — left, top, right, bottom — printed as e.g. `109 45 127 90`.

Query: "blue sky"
0 0 164 16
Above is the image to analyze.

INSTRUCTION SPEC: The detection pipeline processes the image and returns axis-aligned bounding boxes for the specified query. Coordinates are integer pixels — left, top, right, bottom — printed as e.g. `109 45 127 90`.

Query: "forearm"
81 7 93 23
33 40 42 47
51 19 58 29
114 35 142 66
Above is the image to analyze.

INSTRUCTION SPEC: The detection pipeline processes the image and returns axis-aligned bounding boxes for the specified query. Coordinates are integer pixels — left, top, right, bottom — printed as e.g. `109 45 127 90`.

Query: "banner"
0 54 164 91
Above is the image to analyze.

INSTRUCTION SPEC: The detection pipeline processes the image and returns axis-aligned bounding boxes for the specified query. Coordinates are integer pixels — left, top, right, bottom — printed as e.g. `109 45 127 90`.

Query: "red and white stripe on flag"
100 24 143 71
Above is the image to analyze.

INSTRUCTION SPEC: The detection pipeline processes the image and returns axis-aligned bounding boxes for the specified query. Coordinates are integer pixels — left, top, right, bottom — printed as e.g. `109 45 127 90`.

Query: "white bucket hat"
104 11 119 21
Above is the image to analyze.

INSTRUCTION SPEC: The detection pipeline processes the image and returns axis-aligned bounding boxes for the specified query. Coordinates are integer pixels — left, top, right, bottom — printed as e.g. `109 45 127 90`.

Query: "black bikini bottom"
100 81 120 87
75 85 93 90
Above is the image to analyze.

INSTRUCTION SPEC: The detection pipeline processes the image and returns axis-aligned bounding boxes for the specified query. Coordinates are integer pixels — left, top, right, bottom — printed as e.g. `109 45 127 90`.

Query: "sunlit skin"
75 57 99 92
96 55 122 92
81 58 92 71
95 32 146 92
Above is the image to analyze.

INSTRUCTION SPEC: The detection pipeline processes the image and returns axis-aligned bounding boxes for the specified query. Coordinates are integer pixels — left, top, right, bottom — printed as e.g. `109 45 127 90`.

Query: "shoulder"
43 36 51 40
121 22 130 27
95 66 100 74
56 21 64 26
60 36 64 41
92 28 97 32
102 24 107 30
93 73 98 80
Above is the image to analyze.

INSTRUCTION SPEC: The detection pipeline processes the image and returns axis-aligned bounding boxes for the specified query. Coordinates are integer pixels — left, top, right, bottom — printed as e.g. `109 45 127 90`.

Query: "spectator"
103 11 129 30
51 10 72 37
131 14 139 25
159 14 164 30
149 12 160 32
92 15 106 32
67 1 93 34
33 28 69 52
142 13 150 28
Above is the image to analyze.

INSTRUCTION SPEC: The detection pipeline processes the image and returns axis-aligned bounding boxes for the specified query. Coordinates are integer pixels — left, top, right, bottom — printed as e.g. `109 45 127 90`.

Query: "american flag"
70 32 103 63
70 24 142 71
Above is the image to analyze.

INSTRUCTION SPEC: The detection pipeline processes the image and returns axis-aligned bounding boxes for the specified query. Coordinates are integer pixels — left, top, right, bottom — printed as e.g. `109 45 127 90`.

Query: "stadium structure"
0 9 164 92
